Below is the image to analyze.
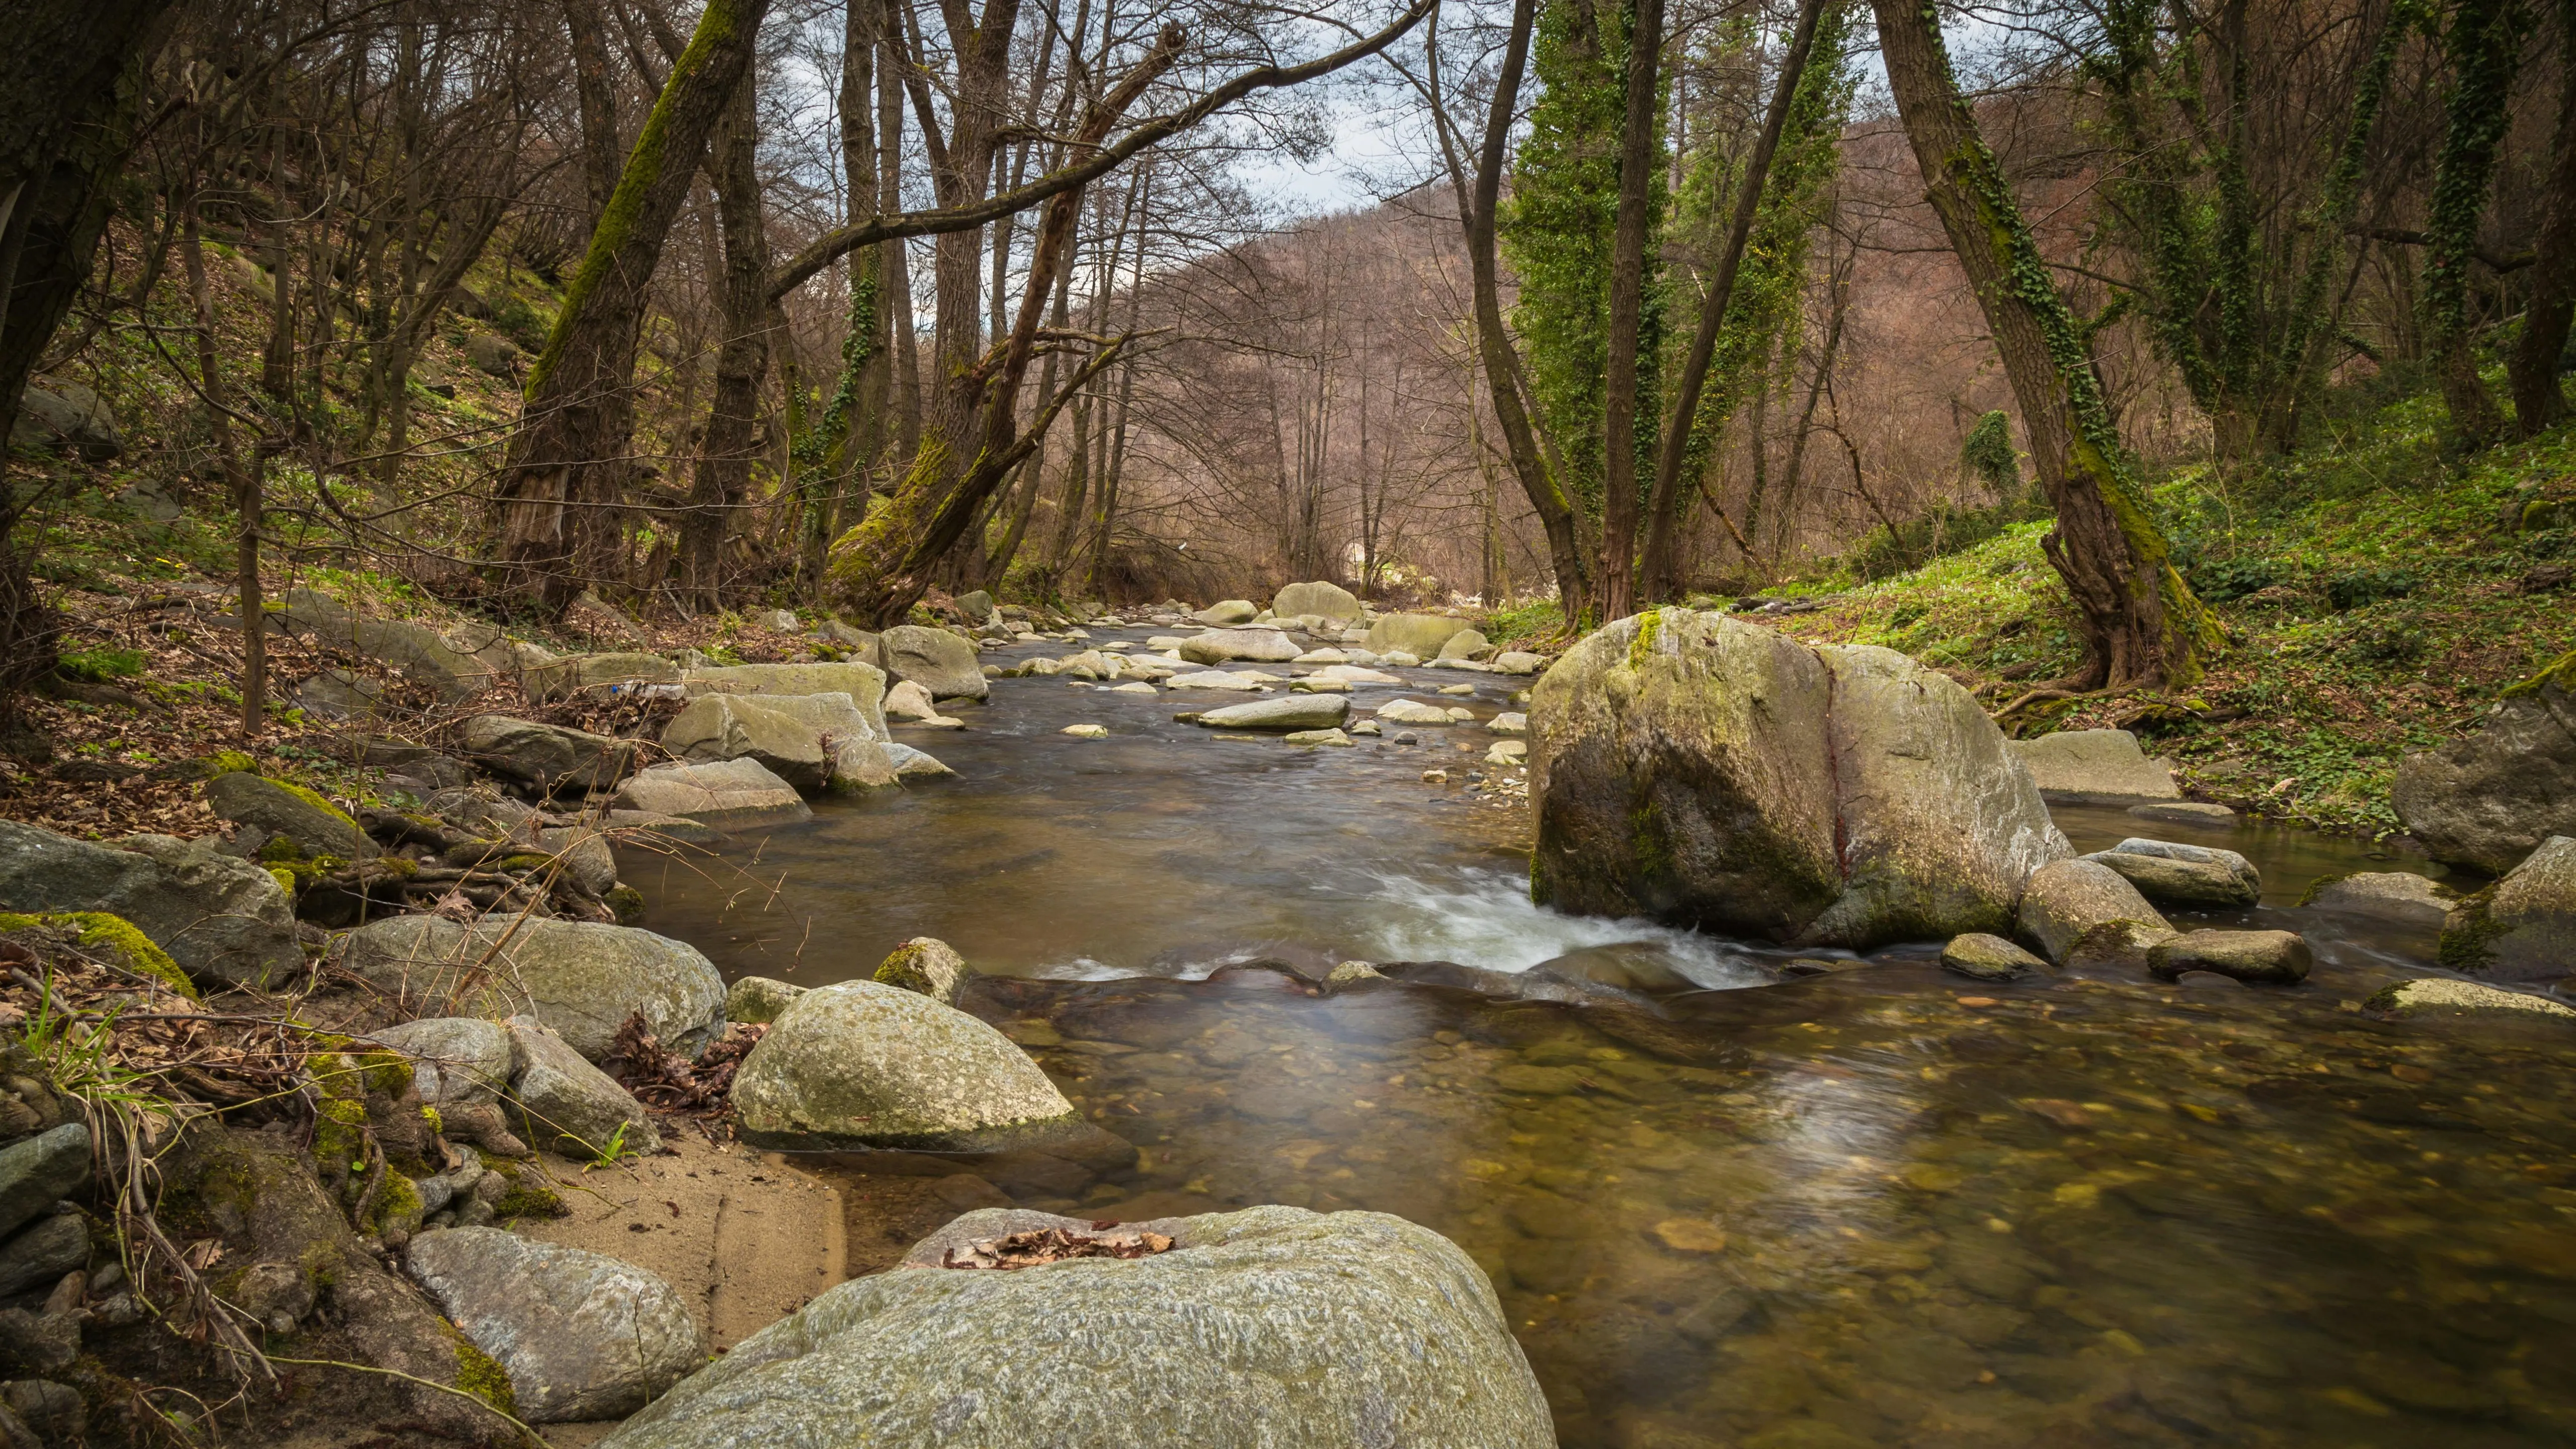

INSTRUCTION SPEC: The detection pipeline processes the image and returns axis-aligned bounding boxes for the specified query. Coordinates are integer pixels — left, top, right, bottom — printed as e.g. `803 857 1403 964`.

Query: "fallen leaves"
940 1227 1176 1269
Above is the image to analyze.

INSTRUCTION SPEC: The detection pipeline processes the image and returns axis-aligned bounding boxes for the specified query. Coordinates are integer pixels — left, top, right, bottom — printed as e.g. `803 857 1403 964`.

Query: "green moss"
2500 649 2576 700
361 1170 422 1235
206 749 258 776
481 1158 566 1221
442 1320 521 1418
605 884 645 925
268 866 299 897
265 777 360 832
2436 886 2504 974
258 834 309 863
421 1105 443 1136
0 911 197 999
1627 609 1664 671
495 854 553 872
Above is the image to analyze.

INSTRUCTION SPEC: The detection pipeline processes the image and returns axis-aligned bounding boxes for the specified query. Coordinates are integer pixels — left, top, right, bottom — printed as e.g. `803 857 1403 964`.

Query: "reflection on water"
634 626 2571 1446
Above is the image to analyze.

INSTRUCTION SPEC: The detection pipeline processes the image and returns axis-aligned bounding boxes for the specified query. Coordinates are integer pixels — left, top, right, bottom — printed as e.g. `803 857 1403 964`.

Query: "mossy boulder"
661 693 830 793
333 916 724 1060
723 975 806 1023
2438 835 2576 982
458 714 639 796
880 625 989 702
1272 581 1362 624
1365 612 1473 659
729 980 1082 1151
0 911 196 999
2391 651 2576 872
2016 859 2173 965
206 770 371 859
1530 609 2069 949
0 822 298 988
871 937 970 1005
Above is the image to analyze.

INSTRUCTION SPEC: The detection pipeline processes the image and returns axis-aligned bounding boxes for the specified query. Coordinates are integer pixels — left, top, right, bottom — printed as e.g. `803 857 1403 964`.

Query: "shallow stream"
634 626 2576 1448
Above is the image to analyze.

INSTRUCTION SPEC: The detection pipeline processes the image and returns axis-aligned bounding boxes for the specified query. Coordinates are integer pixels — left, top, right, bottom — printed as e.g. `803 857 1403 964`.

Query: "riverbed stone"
2005 729 2181 802
881 626 988 701
1942 933 2046 982
730 980 1080 1150
2128 800 2238 826
2300 872 2455 926
1365 613 1472 659
0 823 299 988
1532 610 2071 949
2146 929 2313 985
2084 839 2261 908
1180 627 1302 665
595 1205 1552 1449
2391 652 2576 872
335 915 725 1060
2439 835 2576 981
373 1018 516 1106
1487 711 1528 734
882 743 955 780
1493 651 1543 675
883 680 944 722
612 759 813 830
743 692 899 791
1272 581 1363 624
1376 697 1454 726
502 1016 659 1158
1288 728 1352 746
1438 629 1494 662
683 662 892 732
459 715 638 796
661 694 829 793
0 1124 88 1242
725 975 807 1023
2017 858 2173 965
205 771 370 859
1194 600 1259 625
2364 977 2576 1021
408 1226 701 1422
873 937 971 1005
1191 695 1350 732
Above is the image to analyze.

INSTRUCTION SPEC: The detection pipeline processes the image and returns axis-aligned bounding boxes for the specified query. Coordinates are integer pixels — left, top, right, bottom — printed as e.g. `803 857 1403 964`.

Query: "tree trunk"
2425 0 2531 448
679 66 771 609
489 0 772 610
1464 0 1593 622
2512 0 2576 435
1595 0 1664 623
562 0 624 228
1871 0 2217 688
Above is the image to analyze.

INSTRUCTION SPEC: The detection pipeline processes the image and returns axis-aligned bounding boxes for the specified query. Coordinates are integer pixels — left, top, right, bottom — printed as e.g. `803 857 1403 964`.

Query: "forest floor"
1757 392 2576 840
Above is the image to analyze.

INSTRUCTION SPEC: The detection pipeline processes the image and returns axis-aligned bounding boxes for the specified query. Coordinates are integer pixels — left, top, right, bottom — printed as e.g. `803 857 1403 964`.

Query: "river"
636 625 2576 1449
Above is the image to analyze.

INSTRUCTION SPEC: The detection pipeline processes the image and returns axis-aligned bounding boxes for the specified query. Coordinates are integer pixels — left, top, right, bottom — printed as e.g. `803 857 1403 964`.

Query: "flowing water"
633 626 2576 1448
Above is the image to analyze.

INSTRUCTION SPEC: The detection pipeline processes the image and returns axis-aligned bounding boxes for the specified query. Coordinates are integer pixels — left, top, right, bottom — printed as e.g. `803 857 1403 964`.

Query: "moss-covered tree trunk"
1872 0 2218 689
2511 0 2576 435
1595 0 1666 623
2425 0 2531 448
678 71 770 610
489 0 771 610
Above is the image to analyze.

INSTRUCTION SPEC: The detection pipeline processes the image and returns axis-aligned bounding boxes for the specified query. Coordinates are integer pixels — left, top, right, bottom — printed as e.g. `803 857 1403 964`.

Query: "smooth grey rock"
2085 838 2260 908
883 680 944 722
872 938 971 1005
2146 929 2312 985
463 332 518 375
881 625 989 701
754 609 799 633
0 1215 86 1299
336 916 724 1061
1375 697 1454 726
953 590 997 623
1191 695 1351 732
1487 711 1528 735
731 981 1078 1150
662 695 828 793
1 1378 82 1442
524 652 682 704
1532 611 2070 950
1364 613 1471 659
205 771 370 859
536 825 620 897
503 1016 659 1158
1179 628 1302 665
408 1226 702 1422
2017 858 2173 965
1492 650 1544 676
613 759 813 830
2391 658 2576 871
459 715 638 795
1437 628 1494 662
725 976 806 1024
2300 871 2454 926
373 1018 517 1106
2440 835 2576 982
1288 728 1353 747
1271 581 1362 624
683 663 891 736
598 1205 1552 1449
741 692 898 791
2005 729 2181 802
273 589 495 702
1193 599 1259 625
2363 977 2576 1021
0 824 299 988
0 1124 88 1242
604 810 722 847
11 382 121 460
881 743 956 780
1941 933 2045 982
292 668 386 720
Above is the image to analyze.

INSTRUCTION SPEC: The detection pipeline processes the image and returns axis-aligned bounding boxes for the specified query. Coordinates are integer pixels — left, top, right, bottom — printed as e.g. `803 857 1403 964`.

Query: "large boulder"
1271 581 1362 624
1529 610 2069 949
2004 729 2181 802
1437 628 1494 662
2083 838 2260 908
1364 613 1472 659
504 1015 660 1157
205 771 370 859
1193 600 1259 625
1185 696 1351 732
2146 929 2313 985
613 759 813 830
2392 653 2576 872
0 823 298 987
407 1227 701 1422
748 692 900 792
10 382 121 460
596 1205 1553 1449
372 1018 517 1105
2299 871 2455 926
2439 835 2576 982
1178 627 1301 665
730 980 1081 1151
525 652 682 704
684 662 891 735
662 694 830 793
2016 858 2172 965
879 626 988 702
458 715 638 796
274 589 495 702
334 916 725 1060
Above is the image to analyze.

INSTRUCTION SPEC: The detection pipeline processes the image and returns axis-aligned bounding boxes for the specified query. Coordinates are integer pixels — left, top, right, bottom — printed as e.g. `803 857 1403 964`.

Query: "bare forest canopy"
1 0 2571 700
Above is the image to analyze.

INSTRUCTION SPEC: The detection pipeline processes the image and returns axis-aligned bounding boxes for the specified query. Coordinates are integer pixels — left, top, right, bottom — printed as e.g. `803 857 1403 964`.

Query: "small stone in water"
1394 732 1418 745
1422 768 1448 784
1651 1218 1729 1254
1350 720 1383 736
1061 723 1109 739
1438 683 1476 696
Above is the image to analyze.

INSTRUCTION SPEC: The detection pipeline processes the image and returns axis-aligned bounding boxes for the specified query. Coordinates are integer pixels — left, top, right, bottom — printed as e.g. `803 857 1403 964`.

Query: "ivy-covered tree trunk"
1595 0 1666 622
489 0 771 610
678 70 770 610
1872 0 2219 689
2511 0 2576 435
2425 0 2532 448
